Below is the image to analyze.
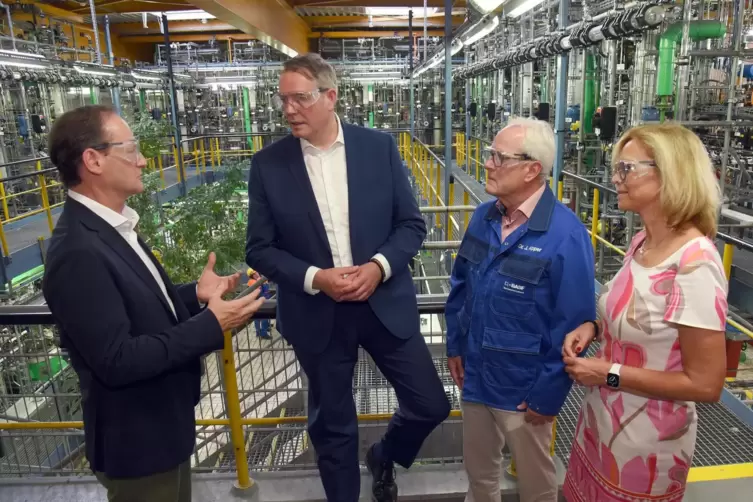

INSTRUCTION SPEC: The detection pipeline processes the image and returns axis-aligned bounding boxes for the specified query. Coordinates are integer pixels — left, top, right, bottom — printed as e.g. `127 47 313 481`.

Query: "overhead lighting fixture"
462 16 500 46
469 0 506 15
506 0 546 18
0 49 44 59
365 7 438 16
163 9 215 21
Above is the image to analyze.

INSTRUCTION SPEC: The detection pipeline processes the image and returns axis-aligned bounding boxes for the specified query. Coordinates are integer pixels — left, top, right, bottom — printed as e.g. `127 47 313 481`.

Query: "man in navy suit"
43 105 264 502
246 53 450 502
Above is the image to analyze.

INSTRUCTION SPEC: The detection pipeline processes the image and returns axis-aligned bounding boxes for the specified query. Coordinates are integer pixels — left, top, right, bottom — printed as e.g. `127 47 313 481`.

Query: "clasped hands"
313 263 382 302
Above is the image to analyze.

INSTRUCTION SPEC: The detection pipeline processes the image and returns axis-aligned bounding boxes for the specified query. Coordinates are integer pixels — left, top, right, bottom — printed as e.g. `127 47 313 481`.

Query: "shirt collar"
68 189 139 231
495 183 546 220
300 114 344 153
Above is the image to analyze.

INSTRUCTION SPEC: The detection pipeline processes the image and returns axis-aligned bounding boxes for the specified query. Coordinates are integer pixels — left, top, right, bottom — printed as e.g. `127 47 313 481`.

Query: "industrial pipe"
0 2 15 52
584 53 595 134
656 21 726 97
88 0 102 64
453 3 664 81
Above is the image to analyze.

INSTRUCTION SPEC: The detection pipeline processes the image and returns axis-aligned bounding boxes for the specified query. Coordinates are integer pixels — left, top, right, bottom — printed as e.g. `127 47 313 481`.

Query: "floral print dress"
563 231 729 502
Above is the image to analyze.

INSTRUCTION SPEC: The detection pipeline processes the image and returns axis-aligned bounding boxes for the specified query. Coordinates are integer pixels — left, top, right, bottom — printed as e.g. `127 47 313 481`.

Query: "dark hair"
48 105 116 187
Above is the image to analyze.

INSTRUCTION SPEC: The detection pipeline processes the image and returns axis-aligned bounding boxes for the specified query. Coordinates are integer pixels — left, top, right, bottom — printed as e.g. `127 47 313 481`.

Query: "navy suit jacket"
42 198 224 478
245 124 426 354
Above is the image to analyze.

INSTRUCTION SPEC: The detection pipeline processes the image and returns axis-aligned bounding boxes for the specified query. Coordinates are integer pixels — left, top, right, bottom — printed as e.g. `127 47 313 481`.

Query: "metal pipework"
453 3 664 81
88 0 102 64
0 2 15 51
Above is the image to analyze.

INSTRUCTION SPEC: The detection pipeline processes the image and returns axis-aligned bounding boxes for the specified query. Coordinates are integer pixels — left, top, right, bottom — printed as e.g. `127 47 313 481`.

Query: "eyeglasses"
90 139 143 164
272 88 330 111
612 160 656 183
483 147 533 168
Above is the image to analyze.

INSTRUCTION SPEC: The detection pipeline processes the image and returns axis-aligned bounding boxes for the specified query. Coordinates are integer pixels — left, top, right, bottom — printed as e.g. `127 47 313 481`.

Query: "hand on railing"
207 279 265 332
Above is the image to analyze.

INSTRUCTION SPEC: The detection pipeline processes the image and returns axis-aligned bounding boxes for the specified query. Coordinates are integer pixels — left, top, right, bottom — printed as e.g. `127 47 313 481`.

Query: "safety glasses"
483 147 533 168
612 160 656 183
89 139 143 164
272 88 330 111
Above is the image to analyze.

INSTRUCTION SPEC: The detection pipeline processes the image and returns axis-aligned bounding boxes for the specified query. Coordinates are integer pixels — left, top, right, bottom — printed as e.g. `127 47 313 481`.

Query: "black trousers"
294 303 451 502
95 460 191 502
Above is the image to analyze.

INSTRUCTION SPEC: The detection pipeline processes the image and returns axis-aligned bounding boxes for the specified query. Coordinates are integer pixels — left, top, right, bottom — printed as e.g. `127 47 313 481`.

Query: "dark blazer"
42 198 224 479
246 124 427 354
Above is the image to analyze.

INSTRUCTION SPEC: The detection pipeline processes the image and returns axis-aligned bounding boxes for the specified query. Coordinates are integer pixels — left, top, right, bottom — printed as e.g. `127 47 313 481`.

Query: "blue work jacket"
446 187 596 416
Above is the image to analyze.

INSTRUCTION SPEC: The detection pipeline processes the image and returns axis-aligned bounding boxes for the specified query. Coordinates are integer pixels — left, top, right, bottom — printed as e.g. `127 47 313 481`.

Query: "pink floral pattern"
563 232 728 502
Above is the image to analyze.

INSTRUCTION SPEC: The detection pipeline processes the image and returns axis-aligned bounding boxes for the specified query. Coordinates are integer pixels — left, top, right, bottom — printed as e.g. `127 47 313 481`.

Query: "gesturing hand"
313 267 360 302
197 252 241 304
207 285 266 332
340 262 382 302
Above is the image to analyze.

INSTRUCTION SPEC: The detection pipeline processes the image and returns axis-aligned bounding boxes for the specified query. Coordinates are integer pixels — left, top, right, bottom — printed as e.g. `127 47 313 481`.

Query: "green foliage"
131 110 174 160
128 160 249 285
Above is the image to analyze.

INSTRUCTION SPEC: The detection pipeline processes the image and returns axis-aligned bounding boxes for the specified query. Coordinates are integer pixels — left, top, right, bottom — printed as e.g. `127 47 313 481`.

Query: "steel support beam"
410 10 415 140
113 20 239 36
552 0 570 188
163 14 187 197
192 0 309 56
309 29 444 38
443 0 452 246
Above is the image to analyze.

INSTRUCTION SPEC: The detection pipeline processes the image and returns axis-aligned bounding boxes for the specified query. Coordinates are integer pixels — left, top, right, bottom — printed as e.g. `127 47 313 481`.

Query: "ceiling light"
469 0 507 14
163 10 215 21
506 0 546 17
365 7 438 16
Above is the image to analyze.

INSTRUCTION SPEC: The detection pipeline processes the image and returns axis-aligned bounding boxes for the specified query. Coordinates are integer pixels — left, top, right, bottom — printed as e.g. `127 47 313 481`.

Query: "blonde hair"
613 122 721 237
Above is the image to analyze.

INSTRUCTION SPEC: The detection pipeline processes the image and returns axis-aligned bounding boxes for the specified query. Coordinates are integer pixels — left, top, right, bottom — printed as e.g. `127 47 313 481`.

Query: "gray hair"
503 117 556 177
282 53 338 89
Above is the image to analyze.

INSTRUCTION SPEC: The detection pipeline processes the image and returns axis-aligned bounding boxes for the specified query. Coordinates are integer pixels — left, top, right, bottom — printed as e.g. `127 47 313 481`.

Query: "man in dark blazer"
246 54 450 502
43 105 264 502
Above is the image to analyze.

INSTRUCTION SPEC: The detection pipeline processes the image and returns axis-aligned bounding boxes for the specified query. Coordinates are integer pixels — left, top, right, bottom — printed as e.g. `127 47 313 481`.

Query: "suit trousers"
95 460 191 502
462 401 556 502
294 302 450 502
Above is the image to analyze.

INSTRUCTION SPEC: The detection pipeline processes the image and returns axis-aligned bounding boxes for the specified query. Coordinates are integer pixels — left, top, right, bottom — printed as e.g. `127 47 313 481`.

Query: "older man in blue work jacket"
446 118 595 502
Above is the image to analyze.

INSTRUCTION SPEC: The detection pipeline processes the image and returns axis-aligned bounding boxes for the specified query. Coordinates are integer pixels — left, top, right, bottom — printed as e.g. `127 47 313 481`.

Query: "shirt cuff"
304 266 321 295
371 254 392 282
196 284 206 308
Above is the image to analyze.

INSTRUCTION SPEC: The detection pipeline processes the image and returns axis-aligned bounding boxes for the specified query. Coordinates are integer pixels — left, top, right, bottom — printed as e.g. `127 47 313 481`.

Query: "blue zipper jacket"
446 187 595 416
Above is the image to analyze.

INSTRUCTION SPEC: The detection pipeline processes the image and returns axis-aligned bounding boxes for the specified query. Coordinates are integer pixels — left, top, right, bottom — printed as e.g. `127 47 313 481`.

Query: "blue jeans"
254 319 270 338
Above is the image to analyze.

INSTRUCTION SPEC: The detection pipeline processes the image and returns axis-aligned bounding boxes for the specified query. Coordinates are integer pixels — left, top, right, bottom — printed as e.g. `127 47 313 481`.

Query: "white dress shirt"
301 115 392 295
68 190 177 318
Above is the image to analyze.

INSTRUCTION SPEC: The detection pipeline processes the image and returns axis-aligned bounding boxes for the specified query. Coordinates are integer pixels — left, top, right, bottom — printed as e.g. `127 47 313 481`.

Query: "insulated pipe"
656 21 726 97
409 10 415 140
88 0 102 64
552 0 569 190
104 15 121 115
584 53 595 133
0 2 15 51
444 0 452 246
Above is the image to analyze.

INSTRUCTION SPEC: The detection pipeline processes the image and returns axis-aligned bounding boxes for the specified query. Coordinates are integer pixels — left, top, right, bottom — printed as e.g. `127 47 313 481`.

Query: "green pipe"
584 53 595 134
242 87 252 150
90 87 98 105
139 89 146 110
656 20 726 97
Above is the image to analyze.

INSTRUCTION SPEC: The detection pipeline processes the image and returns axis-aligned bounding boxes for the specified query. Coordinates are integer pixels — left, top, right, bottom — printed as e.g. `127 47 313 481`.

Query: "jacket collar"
485 184 555 232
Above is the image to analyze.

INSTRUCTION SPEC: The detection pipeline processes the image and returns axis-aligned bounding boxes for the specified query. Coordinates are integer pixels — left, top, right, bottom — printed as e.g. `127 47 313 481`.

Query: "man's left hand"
517 401 555 425
197 252 241 304
340 262 382 302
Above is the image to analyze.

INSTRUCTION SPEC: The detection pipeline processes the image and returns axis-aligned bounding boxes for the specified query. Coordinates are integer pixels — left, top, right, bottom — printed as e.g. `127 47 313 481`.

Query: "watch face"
607 374 620 388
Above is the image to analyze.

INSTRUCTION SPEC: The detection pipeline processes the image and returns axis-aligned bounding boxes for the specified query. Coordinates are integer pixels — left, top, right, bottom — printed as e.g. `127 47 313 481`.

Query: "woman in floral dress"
560 123 729 502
